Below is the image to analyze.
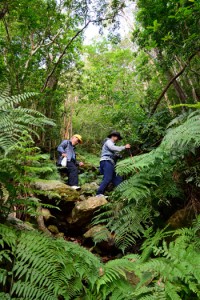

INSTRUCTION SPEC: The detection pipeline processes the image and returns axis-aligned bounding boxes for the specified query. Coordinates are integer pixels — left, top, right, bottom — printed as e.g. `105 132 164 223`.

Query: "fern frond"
117 111 200 180
116 149 162 176
116 173 155 202
0 92 37 110
0 224 103 300
93 201 151 252
0 90 55 151
132 222 200 299
163 111 200 151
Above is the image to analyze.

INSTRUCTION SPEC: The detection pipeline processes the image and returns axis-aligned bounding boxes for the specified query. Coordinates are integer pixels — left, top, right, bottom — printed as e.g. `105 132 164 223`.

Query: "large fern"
131 217 200 299
0 88 56 220
0 88 55 152
0 224 102 300
0 133 59 221
93 200 152 252
1 218 200 299
117 110 200 177
93 110 200 252
95 217 200 300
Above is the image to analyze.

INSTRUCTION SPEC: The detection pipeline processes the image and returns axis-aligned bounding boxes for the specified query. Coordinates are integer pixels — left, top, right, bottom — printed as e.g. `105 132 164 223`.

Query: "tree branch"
40 17 115 92
22 29 62 79
0 3 8 20
150 50 199 116
41 20 91 92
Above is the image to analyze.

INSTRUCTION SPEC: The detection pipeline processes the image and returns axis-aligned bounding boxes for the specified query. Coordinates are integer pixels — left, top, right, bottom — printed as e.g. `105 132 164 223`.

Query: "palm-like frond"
131 218 200 299
0 89 55 151
117 110 200 178
1 219 200 299
163 110 200 151
116 173 156 202
93 201 152 252
99 110 200 253
0 133 59 220
0 224 102 300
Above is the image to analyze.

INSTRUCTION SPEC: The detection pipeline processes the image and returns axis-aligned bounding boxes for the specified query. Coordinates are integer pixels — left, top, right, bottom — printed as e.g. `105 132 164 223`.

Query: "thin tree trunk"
167 69 187 104
175 55 199 102
150 51 199 116
148 56 174 115
2 17 21 93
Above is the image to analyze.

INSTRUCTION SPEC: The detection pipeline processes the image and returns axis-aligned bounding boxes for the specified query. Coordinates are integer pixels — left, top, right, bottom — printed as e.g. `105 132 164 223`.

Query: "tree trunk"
150 51 199 115
175 55 199 103
167 69 187 104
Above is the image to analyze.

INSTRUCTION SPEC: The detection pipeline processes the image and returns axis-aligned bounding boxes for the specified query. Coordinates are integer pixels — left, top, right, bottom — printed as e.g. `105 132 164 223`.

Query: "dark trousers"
67 161 79 186
61 161 78 186
97 160 123 195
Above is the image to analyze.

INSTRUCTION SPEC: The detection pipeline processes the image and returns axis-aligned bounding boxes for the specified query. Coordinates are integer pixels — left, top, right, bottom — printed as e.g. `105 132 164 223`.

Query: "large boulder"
6 215 35 231
32 180 80 203
67 196 108 227
84 225 114 245
33 180 67 191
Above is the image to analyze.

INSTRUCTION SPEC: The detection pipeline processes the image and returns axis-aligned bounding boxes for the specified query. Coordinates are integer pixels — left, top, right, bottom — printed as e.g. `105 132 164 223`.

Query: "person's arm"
57 140 69 157
106 140 126 152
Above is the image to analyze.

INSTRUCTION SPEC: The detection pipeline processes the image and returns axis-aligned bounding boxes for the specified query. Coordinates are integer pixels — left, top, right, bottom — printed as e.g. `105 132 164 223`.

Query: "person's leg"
97 161 114 195
112 172 123 187
67 161 79 186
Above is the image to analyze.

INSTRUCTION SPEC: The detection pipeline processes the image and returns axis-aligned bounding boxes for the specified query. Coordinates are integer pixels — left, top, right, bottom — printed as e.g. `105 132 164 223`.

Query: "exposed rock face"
41 208 55 221
7 216 35 231
83 225 117 255
67 196 108 227
48 225 59 234
30 180 110 239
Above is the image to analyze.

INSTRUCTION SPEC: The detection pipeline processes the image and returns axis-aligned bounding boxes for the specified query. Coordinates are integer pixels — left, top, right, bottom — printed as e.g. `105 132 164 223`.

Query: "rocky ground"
8 174 118 258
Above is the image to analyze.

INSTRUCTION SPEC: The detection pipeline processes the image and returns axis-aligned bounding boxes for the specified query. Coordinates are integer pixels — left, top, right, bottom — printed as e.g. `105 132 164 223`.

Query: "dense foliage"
93 108 200 252
0 217 200 299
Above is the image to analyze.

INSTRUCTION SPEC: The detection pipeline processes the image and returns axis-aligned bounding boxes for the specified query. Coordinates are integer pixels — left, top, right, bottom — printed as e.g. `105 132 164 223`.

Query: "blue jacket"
57 140 76 165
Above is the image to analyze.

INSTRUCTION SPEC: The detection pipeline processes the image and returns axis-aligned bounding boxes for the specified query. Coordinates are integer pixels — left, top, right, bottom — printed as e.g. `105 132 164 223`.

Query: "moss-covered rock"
84 225 109 239
67 196 108 227
32 180 67 191
81 182 98 195
32 179 80 202
48 225 59 234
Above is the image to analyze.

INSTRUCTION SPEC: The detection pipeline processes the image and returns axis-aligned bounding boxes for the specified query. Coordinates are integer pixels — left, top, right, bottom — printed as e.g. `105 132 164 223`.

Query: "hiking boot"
71 186 81 191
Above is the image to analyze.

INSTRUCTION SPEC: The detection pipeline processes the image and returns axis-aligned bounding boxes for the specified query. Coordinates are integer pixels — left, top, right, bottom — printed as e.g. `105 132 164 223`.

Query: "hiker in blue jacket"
96 131 131 197
57 134 84 190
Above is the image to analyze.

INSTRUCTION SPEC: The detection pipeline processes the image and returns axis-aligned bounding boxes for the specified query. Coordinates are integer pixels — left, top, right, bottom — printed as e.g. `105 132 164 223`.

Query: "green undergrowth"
0 216 200 299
